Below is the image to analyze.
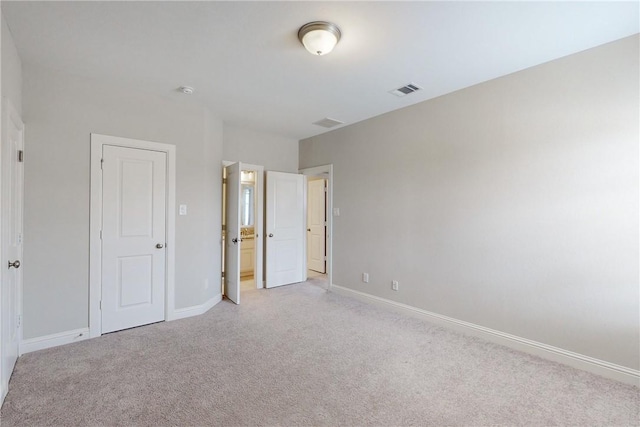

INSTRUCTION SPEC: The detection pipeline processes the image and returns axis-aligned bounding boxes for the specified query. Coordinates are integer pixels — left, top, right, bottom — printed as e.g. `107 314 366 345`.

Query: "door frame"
222 161 264 289
299 164 333 289
89 134 176 338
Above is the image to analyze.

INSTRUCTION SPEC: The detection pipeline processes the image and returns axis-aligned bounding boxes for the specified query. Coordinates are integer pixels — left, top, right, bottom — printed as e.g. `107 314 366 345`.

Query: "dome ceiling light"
297 21 341 56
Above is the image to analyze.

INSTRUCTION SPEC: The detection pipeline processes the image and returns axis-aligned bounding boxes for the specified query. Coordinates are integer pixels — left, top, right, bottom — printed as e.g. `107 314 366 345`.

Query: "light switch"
179 204 187 215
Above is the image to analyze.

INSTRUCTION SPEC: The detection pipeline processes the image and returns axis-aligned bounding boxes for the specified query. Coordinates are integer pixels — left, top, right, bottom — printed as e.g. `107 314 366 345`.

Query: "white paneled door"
1 100 24 399
265 171 305 288
101 146 167 333
224 162 241 304
307 179 326 273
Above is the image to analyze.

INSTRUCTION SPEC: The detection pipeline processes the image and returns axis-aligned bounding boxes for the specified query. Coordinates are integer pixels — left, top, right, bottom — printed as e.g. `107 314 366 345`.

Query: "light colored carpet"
1 280 638 426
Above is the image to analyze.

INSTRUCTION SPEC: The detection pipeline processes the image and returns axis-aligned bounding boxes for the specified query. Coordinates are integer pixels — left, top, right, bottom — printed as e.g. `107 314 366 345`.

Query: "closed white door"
266 171 305 288
224 162 241 304
307 179 326 273
101 146 167 333
1 100 24 397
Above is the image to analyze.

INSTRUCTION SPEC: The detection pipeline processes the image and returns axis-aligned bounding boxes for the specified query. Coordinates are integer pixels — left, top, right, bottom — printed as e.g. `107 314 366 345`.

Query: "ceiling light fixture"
298 21 341 56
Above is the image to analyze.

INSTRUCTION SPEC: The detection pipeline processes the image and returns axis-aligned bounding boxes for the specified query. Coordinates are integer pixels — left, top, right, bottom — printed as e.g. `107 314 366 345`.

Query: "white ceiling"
2 1 638 140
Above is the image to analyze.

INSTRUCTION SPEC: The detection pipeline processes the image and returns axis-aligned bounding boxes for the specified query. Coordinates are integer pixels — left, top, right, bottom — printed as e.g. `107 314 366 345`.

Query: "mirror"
241 184 254 226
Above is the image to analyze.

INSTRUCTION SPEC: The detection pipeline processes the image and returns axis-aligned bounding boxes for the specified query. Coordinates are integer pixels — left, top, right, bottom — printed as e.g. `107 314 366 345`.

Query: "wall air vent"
389 83 422 97
313 117 344 128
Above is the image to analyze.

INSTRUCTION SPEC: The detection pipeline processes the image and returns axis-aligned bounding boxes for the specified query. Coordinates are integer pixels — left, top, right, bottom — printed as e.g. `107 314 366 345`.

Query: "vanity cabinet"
240 238 255 277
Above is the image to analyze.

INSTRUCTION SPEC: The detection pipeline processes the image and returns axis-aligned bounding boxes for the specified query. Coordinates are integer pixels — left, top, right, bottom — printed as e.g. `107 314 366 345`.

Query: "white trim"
89 134 177 338
330 284 640 386
299 165 333 289
169 294 222 321
19 328 90 355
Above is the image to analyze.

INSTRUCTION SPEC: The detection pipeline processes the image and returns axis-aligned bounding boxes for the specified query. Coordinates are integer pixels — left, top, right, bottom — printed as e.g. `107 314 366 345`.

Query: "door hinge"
99 230 103 239
17 314 21 328
100 158 104 169
324 256 327 261
17 150 24 163
99 300 102 310
324 186 327 192
222 178 227 184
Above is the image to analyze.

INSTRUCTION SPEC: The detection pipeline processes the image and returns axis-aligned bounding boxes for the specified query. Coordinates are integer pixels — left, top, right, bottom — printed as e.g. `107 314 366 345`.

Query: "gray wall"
2 12 22 114
22 64 223 339
223 125 298 172
300 36 639 370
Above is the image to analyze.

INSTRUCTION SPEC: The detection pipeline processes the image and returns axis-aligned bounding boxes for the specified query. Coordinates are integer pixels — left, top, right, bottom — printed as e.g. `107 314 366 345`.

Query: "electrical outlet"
362 273 369 283
392 280 399 291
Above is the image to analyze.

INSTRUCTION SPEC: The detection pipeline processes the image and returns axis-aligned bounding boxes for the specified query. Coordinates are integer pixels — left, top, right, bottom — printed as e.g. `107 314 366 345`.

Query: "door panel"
118 256 153 307
120 160 154 237
307 179 326 273
101 146 166 333
266 171 305 288
1 100 24 397
224 162 241 304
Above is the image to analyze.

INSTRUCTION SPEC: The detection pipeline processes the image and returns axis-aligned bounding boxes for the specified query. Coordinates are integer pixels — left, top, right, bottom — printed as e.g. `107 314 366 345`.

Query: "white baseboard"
20 327 90 355
19 296 222 355
168 293 221 321
330 284 640 387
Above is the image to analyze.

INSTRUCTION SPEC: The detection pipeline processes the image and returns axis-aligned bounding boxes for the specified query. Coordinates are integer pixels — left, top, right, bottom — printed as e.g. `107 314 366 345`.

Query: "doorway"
239 169 258 291
89 134 176 338
101 145 166 333
221 162 264 304
307 177 327 277
300 165 333 290
222 163 333 295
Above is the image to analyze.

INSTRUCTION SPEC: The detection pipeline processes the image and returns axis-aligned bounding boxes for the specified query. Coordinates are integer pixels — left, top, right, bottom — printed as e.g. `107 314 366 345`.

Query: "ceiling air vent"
389 83 422 97
313 117 344 128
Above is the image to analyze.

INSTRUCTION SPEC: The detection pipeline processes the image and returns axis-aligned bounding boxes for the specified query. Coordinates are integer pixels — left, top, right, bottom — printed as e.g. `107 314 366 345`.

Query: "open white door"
307 179 326 273
266 171 306 288
224 162 241 303
1 99 24 398
101 145 167 333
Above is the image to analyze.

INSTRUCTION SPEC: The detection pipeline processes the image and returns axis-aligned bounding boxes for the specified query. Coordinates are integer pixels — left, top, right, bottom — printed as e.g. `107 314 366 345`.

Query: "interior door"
224 162 241 304
307 179 326 273
1 100 24 397
266 171 305 288
101 145 167 333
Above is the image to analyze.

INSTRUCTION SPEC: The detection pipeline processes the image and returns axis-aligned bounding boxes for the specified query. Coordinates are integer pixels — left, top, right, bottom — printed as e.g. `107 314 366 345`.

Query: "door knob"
232 238 239 244
8 260 20 269
307 228 311 232
156 243 164 249
268 233 274 238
